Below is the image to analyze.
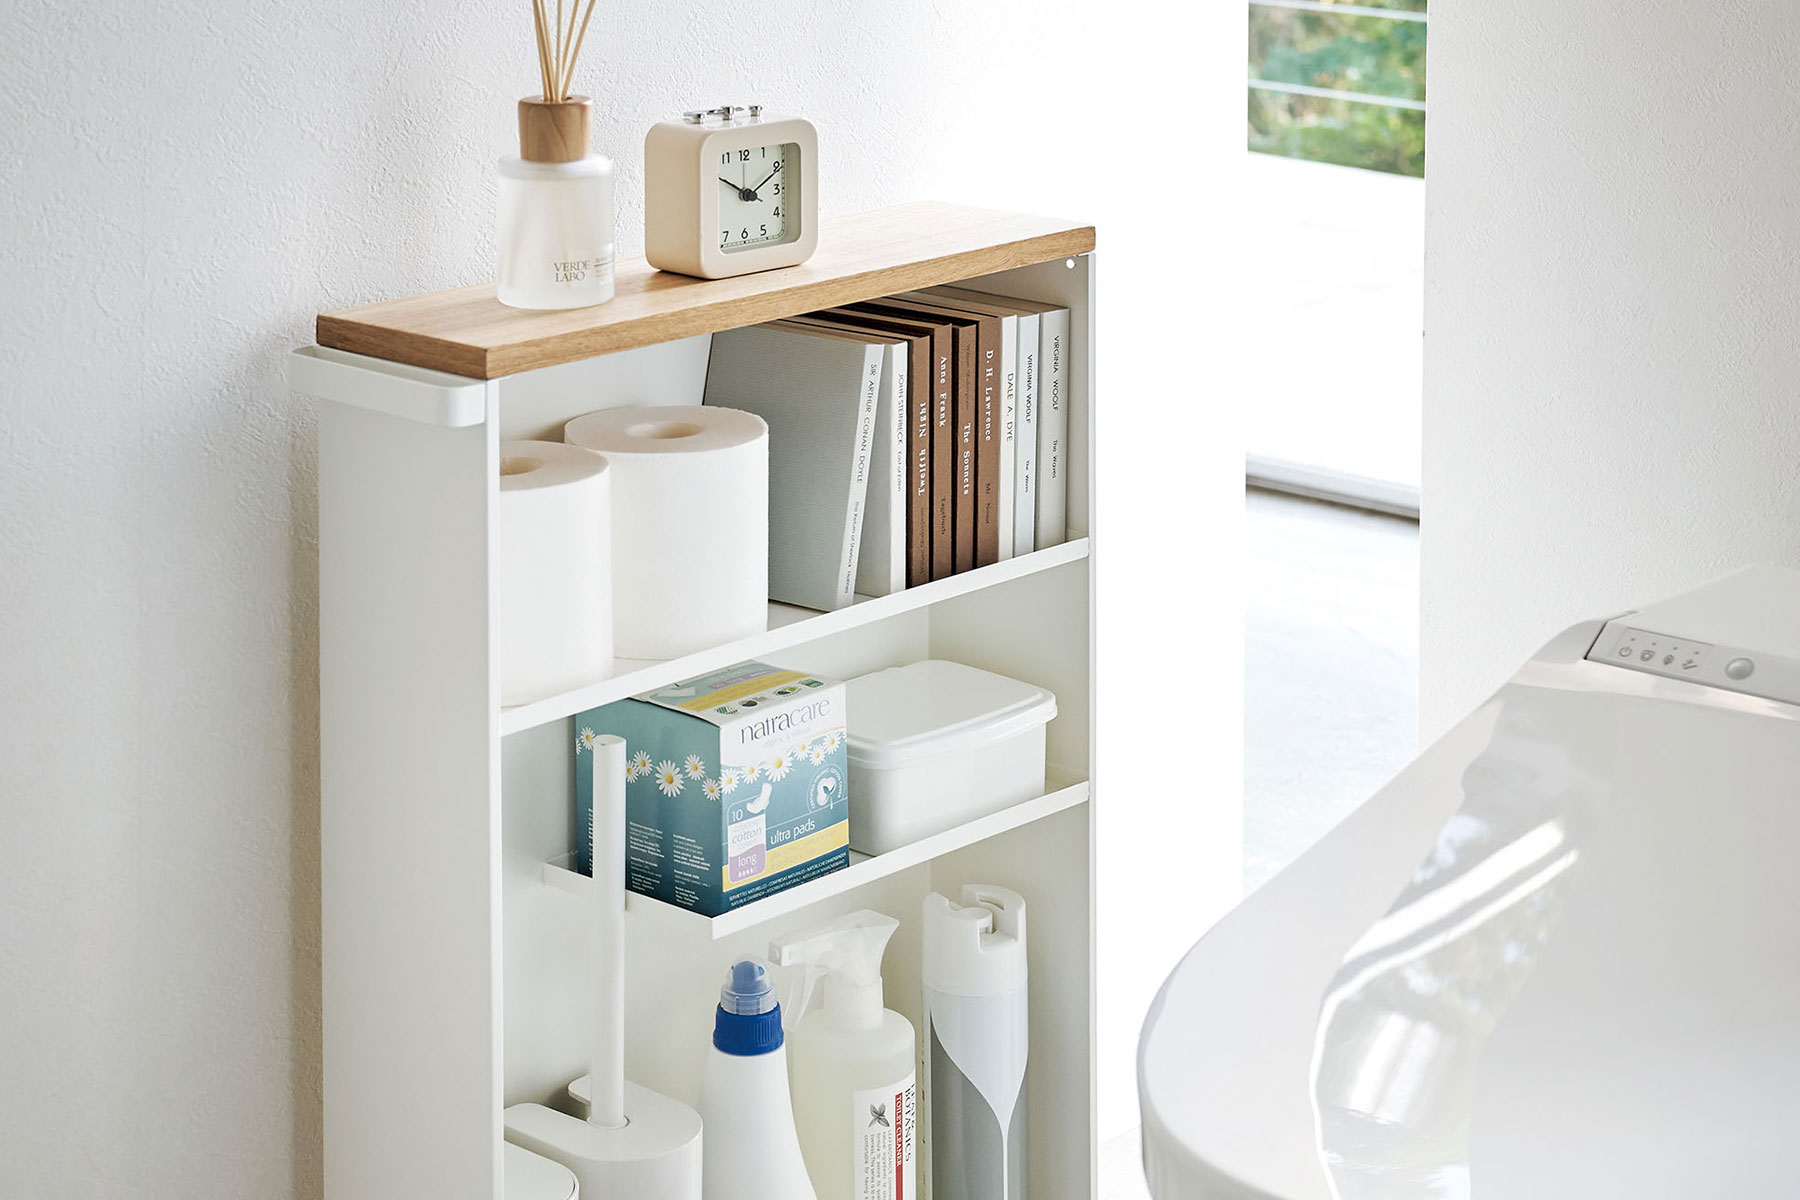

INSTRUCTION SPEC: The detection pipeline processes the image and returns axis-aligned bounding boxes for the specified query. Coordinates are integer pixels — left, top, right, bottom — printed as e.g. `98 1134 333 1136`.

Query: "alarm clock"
644 106 819 279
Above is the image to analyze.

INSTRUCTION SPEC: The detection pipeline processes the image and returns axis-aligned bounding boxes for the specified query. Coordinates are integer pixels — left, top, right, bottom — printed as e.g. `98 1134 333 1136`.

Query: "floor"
1098 490 1420 1199
1240 153 1424 490
1244 488 1419 893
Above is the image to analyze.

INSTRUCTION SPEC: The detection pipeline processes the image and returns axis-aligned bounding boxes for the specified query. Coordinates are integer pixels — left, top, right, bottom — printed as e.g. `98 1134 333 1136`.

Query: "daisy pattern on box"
702 778 722 801
768 751 794 781
577 727 597 754
821 730 842 754
810 741 827 764
684 754 706 780
720 767 740 794
628 750 651 781
655 760 683 797
742 762 760 783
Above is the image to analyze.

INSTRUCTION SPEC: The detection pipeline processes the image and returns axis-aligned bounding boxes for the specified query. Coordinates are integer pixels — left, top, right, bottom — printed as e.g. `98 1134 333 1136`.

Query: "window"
1249 0 1426 178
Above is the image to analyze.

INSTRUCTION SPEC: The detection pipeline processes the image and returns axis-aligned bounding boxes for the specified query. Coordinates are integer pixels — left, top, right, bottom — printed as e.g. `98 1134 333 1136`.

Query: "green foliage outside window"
1249 2 1426 178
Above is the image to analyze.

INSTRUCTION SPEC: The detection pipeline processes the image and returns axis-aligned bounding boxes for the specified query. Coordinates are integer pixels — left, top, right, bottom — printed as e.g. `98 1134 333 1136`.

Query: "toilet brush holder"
504 735 703 1199
505 1142 578 1200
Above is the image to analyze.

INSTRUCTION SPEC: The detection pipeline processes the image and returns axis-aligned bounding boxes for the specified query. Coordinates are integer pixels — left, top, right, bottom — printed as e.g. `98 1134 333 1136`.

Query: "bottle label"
551 249 615 287
852 1074 916 1200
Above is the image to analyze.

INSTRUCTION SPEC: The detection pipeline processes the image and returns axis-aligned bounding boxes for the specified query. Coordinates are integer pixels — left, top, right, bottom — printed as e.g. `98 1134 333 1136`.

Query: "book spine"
908 341 932 588
853 344 907 599
930 332 954 580
995 315 1017 563
974 322 1001 568
1013 313 1039 558
838 347 883 606
1035 308 1070 548
888 347 907 590
953 327 977 574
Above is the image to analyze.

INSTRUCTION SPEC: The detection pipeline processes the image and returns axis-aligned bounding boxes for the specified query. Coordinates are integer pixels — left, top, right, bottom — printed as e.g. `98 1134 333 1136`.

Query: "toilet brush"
505 734 703 1197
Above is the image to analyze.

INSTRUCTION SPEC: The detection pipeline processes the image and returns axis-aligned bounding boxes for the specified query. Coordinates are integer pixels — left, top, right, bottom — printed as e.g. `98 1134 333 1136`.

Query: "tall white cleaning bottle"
769 910 917 1200
699 957 819 1200
922 884 1030 1200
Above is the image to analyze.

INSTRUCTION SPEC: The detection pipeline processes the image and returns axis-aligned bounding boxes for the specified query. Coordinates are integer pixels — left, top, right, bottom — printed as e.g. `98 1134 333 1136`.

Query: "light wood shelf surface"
316 201 1095 378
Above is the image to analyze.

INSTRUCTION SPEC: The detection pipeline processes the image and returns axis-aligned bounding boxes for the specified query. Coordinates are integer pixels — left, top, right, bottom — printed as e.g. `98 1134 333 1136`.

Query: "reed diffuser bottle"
497 0 615 309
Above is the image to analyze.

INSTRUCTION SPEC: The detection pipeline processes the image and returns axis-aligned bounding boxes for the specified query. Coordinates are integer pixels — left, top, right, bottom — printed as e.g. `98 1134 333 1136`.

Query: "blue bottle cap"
713 956 784 1055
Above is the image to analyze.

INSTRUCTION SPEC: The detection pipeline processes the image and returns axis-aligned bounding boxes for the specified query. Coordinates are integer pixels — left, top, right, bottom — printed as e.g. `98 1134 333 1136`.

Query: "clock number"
720 152 727 165
741 228 749 240
771 182 781 196
720 230 728 246
772 206 781 217
772 160 782 171
760 224 767 237
738 149 750 161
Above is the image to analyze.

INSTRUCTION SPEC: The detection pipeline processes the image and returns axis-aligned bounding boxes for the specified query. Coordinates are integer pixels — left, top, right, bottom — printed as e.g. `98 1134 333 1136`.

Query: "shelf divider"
499 535 1089 735
542 775 1088 940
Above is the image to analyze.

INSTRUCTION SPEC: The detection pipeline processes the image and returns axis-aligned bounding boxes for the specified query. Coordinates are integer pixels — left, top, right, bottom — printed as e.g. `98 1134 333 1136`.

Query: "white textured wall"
1422 2 1800 736
0 2 1240 1193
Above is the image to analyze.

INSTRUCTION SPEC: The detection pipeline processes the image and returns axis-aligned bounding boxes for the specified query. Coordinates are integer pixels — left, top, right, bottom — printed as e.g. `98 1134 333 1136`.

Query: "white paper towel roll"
563 405 768 660
499 439 613 706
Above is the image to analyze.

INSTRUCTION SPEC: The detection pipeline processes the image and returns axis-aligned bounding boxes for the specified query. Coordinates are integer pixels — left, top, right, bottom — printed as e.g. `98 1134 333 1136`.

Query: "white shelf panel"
499 536 1090 736
542 773 1089 940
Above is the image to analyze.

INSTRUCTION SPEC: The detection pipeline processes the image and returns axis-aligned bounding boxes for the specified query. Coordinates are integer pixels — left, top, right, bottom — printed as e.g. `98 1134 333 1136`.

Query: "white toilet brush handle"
589 734 628 1129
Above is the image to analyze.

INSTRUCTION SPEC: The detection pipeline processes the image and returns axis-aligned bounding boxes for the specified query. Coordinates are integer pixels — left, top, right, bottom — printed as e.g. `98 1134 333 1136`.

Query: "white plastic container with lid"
844 660 1057 855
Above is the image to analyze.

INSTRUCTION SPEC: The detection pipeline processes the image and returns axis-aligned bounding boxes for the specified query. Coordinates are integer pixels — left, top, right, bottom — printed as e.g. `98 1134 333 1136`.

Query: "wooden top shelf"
316 201 1095 379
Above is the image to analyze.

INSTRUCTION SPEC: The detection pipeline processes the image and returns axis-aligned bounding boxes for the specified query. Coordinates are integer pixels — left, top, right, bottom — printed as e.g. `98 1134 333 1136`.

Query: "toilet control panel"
1587 620 1800 707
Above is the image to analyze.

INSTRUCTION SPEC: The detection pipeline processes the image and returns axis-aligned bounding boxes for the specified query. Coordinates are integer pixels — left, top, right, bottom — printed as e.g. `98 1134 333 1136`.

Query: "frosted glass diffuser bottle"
497 95 616 309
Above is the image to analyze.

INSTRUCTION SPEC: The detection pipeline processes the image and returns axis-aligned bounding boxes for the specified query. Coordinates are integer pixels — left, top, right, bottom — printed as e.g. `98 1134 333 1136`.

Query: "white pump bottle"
770 910 917 1200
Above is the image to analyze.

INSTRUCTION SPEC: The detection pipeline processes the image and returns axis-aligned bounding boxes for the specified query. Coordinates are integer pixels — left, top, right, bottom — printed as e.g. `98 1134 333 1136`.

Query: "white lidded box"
845 660 1057 854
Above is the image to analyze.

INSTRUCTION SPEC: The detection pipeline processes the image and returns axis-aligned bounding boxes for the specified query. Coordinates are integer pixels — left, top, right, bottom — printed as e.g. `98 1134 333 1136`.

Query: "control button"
1663 654 1675 665
1726 657 1756 681
1617 646 1632 658
1640 649 1655 662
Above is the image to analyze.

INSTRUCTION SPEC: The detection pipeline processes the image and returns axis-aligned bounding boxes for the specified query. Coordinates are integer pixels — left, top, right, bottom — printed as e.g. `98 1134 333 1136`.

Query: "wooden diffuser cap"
518 95 592 163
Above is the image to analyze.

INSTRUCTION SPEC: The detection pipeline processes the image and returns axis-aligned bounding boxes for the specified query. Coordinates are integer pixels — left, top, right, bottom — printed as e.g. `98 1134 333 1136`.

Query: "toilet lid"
1141 622 1800 1199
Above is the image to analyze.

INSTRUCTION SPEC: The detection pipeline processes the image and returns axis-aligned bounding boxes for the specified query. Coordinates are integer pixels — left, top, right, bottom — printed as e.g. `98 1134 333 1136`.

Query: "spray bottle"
769 910 917 1200
922 884 1029 1200
698 956 819 1200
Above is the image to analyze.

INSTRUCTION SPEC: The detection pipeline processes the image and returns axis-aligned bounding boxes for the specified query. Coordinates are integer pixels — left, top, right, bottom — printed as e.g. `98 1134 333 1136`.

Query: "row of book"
702 286 1071 611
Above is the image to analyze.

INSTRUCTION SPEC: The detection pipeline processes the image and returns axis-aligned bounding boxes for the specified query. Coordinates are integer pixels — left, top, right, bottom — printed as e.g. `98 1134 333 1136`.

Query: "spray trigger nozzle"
768 909 899 1030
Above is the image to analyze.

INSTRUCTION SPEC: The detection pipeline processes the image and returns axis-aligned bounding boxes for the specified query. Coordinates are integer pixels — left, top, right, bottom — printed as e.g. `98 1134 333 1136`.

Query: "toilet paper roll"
563 405 768 660
499 439 613 706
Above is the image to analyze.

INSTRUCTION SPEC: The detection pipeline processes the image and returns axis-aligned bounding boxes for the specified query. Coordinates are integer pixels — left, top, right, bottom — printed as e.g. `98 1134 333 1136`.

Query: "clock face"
716 141 800 254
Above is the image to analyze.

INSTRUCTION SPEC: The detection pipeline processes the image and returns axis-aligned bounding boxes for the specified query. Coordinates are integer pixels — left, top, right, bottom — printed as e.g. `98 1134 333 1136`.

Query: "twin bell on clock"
645 105 819 280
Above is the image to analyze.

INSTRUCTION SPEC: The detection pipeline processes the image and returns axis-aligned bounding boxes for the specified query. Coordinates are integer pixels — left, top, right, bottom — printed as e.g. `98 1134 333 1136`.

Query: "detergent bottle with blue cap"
698 956 819 1200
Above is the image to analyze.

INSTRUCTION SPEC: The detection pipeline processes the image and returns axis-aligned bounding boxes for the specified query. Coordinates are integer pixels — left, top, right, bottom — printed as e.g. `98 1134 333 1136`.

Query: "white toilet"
1140 566 1800 1199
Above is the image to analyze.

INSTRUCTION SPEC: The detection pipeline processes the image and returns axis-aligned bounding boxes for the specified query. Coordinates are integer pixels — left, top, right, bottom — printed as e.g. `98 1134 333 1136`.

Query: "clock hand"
718 177 756 202
751 166 780 194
